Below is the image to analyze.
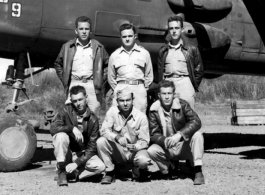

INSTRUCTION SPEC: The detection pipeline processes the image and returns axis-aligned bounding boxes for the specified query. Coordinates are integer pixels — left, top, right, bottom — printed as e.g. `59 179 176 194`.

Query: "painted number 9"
12 3 21 17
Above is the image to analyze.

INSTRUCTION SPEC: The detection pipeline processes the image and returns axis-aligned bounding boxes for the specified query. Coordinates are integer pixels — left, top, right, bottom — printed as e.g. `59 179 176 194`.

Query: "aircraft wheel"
0 116 37 172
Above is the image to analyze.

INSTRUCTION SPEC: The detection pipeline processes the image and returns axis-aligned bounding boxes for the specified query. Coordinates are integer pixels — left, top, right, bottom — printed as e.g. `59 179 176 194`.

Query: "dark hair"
158 80 175 93
70 85 86 96
119 23 136 34
168 15 183 28
75 16 92 29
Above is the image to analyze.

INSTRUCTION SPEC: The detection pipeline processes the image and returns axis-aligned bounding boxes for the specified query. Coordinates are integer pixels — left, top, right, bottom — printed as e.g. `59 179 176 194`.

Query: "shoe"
161 173 173 180
101 175 115 184
194 172 205 185
169 161 179 178
54 170 79 182
57 169 68 186
67 170 79 182
12 80 23 89
132 168 150 182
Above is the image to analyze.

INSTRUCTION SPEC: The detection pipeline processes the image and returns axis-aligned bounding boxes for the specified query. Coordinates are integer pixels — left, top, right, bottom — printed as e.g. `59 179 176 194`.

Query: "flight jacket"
54 38 109 96
157 37 204 92
149 98 201 148
50 104 99 167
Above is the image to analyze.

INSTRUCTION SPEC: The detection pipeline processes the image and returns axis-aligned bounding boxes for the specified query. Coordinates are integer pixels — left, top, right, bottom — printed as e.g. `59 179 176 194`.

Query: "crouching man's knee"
53 132 70 146
96 137 108 150
134 150 152 169
147 144 161 160
191 131 204 143
86 156 106 173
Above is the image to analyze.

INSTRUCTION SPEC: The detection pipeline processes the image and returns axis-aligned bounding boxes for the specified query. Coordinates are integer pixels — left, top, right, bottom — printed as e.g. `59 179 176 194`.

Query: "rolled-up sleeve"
107 54 117 90
144 51 153 89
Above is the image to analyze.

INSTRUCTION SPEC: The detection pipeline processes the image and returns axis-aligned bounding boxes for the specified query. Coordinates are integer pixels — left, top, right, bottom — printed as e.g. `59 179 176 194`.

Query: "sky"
0 58 14 82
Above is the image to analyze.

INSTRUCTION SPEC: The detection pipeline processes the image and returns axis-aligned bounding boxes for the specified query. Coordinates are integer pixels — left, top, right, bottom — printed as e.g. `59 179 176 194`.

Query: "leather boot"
132 168 150 182
57 163 68 186
57 169 68 186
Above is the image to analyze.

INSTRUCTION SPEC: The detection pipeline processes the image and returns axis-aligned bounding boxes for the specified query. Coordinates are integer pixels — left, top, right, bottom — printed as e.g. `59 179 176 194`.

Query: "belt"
71 77 93 83
165 74 189 78
118 80 144 85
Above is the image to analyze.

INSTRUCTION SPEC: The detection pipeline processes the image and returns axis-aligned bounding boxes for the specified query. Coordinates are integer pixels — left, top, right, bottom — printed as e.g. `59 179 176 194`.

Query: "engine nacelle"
167 0 232 23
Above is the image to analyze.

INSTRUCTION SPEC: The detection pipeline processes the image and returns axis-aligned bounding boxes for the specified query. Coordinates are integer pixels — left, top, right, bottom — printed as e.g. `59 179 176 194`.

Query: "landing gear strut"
0 53 37 172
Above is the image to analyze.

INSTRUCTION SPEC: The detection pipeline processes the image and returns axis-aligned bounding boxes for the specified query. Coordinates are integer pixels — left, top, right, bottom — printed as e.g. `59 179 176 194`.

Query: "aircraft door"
0 0 43 52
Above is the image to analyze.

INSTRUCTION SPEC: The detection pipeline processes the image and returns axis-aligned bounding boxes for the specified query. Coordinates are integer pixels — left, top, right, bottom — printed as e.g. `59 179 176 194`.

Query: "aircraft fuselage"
0 0 265 76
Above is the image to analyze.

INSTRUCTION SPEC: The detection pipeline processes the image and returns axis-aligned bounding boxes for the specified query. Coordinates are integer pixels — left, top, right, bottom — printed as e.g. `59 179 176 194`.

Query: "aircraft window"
0 0 8 3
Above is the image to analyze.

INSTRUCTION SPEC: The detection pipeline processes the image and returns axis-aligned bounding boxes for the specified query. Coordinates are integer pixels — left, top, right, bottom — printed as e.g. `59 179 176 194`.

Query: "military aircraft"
0 0 265 172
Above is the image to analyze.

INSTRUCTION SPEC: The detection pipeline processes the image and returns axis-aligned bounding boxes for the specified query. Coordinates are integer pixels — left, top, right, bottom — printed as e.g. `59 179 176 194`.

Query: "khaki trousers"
112 83 147 113
166 77 195 109
147 131 204 174
96 137 151 178
53 132 105 180
65 80 102 115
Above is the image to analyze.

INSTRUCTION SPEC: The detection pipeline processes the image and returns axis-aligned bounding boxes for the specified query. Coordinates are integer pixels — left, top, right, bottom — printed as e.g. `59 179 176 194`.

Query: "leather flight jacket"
54 38 109 96
149 99 201 148
50 104 99 167
157 37 204 92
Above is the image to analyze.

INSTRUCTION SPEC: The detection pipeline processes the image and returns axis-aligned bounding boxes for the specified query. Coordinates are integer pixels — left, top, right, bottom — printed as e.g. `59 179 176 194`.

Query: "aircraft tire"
0 115 37 172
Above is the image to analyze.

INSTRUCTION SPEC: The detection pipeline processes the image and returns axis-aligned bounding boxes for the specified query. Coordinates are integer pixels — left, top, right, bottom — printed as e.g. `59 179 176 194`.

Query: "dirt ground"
1 103 265 195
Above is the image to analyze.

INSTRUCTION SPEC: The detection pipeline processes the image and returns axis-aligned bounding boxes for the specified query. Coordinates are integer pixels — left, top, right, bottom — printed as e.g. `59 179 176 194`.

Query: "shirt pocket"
113 59 127 75
134 58 145 75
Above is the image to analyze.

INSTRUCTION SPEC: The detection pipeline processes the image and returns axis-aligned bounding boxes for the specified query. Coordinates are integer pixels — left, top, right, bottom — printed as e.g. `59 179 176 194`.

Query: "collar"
119 43 140 54
169 39 183 49
150 98 181 111
72 105 91 119
75 39 91 48
164 37 188 51
118 106 136 121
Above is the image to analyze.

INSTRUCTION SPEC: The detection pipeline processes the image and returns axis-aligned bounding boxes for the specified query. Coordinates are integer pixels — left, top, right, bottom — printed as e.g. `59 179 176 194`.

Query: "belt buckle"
128 80 133 85
82 78 87 83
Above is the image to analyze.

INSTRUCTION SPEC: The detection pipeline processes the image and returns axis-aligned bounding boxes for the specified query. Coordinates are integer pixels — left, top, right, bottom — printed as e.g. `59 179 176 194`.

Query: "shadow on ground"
31 148 55 163
204 133 265 149
204 133 265 159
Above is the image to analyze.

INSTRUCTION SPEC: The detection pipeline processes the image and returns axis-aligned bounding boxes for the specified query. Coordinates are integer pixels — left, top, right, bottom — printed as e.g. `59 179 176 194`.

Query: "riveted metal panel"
243 23 260 52
230 21 243 47
240 51 258 62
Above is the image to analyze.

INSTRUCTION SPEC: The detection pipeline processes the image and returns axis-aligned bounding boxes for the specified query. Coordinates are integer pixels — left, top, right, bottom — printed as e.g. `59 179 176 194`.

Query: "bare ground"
1 103 265 195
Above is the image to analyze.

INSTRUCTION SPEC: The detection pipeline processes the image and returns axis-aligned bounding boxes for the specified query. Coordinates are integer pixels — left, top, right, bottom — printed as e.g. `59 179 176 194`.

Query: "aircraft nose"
0 1 42 53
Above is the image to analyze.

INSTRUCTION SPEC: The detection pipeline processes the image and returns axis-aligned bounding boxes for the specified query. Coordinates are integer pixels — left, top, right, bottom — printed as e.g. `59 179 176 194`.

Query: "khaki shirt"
165 40 189 76
108 43 153 90
72 39 93 79
100 106 150 151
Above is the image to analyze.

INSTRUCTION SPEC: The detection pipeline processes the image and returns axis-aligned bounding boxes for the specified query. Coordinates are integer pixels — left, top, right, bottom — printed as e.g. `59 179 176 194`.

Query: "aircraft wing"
243 0 265 43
